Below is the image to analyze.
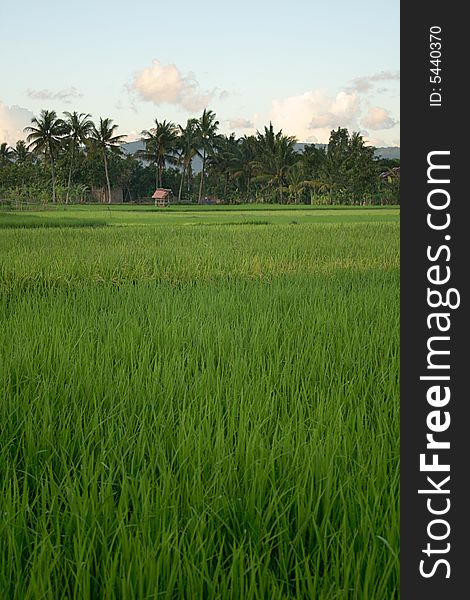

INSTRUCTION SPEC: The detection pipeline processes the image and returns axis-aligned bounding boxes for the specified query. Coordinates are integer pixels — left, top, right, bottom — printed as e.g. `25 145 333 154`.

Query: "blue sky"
0 0 399 146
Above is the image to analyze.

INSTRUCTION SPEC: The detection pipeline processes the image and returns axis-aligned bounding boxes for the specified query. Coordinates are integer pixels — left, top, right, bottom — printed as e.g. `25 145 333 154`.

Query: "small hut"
379 167 400 183
152 188 173 207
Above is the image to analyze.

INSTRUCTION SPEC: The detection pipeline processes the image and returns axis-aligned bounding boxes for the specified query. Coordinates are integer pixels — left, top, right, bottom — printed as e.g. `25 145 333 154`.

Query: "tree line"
0 108 399 206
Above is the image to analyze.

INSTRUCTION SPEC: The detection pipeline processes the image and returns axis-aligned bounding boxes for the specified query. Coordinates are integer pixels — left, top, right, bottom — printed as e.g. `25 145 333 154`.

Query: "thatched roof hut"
152 188 172 206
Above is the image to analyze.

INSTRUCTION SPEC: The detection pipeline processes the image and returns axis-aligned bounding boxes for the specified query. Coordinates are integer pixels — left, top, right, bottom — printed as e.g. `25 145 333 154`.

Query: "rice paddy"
0 205 400 599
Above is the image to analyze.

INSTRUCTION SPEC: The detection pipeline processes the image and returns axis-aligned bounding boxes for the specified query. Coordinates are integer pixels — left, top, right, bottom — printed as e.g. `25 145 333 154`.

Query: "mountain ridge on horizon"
120 140 400 173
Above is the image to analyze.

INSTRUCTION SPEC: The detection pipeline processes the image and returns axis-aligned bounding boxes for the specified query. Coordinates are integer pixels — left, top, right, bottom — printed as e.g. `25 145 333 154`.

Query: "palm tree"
63 111 94 203
196 109 219 202
138 119 178 189
12 140 32 164
176 118 199 202
207 133 239 200
230 135 258 200
306 180 333 205
24 109 66 202
285 163 307 204
0 142 14 166
252 124 298 203
90 117 126 203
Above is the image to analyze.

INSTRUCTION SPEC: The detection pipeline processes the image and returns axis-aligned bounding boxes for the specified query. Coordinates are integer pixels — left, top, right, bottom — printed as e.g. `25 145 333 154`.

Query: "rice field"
0 205 400 599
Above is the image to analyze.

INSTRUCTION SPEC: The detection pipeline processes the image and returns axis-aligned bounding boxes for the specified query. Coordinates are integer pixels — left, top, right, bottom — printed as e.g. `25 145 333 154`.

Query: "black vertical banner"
401 5 468 599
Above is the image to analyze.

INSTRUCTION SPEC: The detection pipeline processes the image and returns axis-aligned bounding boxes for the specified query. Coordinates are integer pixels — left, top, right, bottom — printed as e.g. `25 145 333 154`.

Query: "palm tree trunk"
178 167 185 203
103 150 112 204
198 150 206 203
66 143 74 204
51 158 56 203
158 159 163 188
48 142 57 203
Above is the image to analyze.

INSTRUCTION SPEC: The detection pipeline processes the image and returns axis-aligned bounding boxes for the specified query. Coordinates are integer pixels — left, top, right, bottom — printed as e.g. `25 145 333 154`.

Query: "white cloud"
227 117 254 130
361 128 400 148
361 107 397 130
348 71 400 93
0 101 34 145
129 59 212 112
269 90 361 143
124 130 142 142
361 134 388 147
26 86 83 103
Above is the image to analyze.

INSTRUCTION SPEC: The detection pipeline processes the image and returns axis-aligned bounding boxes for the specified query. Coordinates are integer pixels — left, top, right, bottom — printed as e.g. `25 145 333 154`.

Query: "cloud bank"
269 90 361 143
227 117 254 130
0 102 34 146
267 69 399 143
361 107 397 130
129 59 213 112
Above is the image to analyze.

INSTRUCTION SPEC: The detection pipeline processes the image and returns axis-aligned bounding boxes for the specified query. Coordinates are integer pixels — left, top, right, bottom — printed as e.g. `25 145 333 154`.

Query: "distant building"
152 188 173 207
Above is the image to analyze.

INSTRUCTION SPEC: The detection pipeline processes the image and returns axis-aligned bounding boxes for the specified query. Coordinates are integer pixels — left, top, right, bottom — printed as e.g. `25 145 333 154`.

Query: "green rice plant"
0 206 399 599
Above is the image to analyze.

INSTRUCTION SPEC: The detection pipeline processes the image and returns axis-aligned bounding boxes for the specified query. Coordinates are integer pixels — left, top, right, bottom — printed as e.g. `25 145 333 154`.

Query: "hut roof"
152 188 172 199
379 167 400 180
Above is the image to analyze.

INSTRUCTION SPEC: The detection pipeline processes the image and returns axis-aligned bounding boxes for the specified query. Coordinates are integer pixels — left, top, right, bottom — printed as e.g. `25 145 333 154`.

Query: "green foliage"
0 142 15 166
137 119 179 189
62 112 94 203
89 117 127 204
1 108 399 206
318 128 379 204
196 109 220 202
251 123 298 204
23 109 68 203
176 118 200 202
12 140 32 164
